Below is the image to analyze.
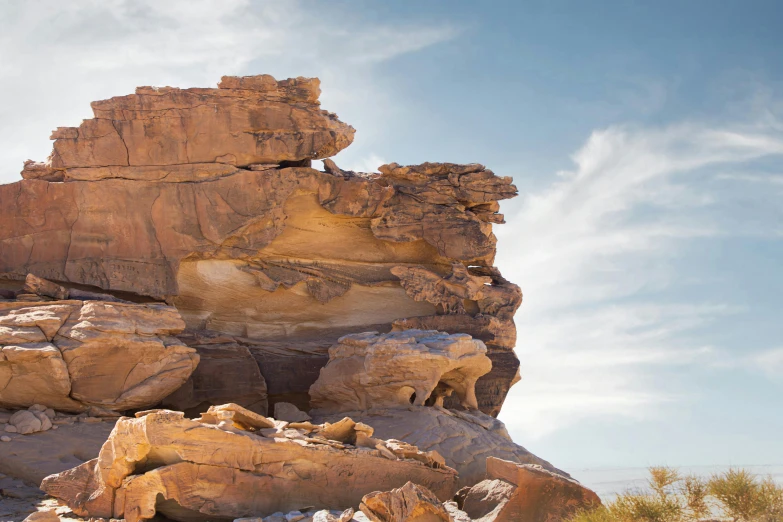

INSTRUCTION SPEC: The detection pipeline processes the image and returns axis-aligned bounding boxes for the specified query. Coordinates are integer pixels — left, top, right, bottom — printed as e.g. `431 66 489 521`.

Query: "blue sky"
0 1 781 469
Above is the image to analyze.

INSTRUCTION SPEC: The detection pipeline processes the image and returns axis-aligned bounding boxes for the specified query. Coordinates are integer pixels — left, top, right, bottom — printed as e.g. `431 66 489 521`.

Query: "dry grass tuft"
569 467 783 522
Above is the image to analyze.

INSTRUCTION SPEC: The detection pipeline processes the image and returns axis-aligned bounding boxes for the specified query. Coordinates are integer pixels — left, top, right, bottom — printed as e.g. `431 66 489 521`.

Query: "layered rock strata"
0 74 521 415
41 405 457 522
0 300 197 412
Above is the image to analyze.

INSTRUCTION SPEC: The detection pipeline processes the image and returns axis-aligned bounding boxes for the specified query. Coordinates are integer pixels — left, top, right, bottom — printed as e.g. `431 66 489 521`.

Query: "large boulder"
0 300 198 412
309 330 492 414
41 405 457 522
459 458 601 522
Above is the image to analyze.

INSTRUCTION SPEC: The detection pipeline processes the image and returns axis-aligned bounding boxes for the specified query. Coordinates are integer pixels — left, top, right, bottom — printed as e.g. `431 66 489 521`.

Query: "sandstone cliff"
0 74 602 522
0 74 520 417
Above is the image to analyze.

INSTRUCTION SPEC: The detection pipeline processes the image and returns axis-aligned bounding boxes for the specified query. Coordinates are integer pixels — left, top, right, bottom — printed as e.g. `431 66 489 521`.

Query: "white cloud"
750 348 783 377
497 120 783 440
0 0 456 183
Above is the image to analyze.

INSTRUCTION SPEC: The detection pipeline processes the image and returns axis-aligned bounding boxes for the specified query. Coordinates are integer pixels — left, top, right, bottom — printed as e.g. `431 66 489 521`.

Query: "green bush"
569 467 783 522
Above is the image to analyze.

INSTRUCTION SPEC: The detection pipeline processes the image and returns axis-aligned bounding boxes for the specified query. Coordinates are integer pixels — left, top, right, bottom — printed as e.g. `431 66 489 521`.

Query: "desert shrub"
680 475 710 520
708 468 783 522
569 467 783 522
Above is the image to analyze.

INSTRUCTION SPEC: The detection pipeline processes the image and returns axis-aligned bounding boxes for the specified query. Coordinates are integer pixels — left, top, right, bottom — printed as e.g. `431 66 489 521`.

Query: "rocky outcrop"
0 71 600 522
459 458 601 522
43 75 353 172
0 74 521 415
309 330 492 414
41 405 457 522
0 300 197 412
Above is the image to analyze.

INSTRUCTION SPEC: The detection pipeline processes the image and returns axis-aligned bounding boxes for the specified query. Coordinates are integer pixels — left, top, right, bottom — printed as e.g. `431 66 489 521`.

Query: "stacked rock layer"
0 74 521 417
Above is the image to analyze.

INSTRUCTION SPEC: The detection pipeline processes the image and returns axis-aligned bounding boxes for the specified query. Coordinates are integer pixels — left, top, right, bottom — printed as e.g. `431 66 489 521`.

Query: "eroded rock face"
309 330 491 414
0 300 197 412
0 74 522 416
41 405 457 522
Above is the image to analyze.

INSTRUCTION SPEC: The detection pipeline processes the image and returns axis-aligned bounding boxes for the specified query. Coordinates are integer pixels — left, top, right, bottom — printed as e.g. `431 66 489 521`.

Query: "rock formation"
0 73 602 522
0 74 520 416
41 405 456 522
0 299 197 412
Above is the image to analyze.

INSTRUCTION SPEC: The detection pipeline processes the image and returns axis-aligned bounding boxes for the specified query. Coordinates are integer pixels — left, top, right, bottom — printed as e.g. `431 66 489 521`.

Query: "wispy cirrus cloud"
496 119 783 440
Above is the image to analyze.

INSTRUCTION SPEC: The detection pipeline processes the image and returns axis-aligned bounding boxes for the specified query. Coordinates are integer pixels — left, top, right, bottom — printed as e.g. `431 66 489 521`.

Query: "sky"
0 0 781 470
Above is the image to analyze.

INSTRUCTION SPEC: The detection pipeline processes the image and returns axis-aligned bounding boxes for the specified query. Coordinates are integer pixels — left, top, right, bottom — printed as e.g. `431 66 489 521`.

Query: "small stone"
44 408 56 420
1 436 11 442
80 416 102 423
33 411 53 431
10 410 42 434
312 511 336 522
28 404 47 413
4 424 18 433
263 513 286 522
285 511 305 522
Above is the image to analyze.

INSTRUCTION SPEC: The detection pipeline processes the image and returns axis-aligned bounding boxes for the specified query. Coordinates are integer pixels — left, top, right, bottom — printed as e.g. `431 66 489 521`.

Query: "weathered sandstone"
0 160 518 414
359 482 451 522
45 75 354 170
0 300 197 412
0 72 595 522
310 330 492 414
41 405 457 522
1 74 521 415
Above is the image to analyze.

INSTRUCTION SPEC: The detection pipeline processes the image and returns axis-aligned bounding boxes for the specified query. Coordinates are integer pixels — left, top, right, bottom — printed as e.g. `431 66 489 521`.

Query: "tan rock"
20 160 63 182
0 300 198 412
359 482 450 522
460 458 601 522
310 330 491 414
0 343 83 412
49 75 353 169
41 408 457 522
23 274 69 300
391 264 521 321
372 162 517 264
